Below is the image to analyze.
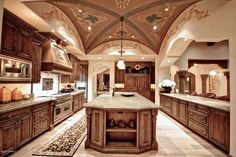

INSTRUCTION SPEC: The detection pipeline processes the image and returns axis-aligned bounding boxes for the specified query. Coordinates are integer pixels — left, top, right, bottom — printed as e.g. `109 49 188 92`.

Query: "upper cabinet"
1 9 37 61
115 65 125 84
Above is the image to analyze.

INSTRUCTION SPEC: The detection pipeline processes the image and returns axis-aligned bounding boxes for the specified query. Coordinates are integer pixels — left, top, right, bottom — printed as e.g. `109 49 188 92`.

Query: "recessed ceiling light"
59 27 64 30
64 39 67 42
109 36 112 38
51 29 55 33
167 59 171 63
184 38 188 41
88 26 92 31
141 57 145 60
132 36 135 38
165 8 169 11
78 9 82 12
153 25 157 30
31 13 35 17
98 57 102 60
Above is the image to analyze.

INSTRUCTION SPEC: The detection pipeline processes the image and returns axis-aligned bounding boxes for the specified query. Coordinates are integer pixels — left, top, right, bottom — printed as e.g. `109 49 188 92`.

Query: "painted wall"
174 40 229 70
0 84 31 95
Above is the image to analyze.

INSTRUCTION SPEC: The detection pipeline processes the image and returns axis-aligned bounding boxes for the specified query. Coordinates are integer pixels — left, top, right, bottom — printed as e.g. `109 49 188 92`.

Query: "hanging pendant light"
116 17 126 70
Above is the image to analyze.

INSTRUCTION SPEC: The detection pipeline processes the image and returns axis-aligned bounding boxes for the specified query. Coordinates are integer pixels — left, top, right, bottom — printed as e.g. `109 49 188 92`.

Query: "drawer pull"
190 113 193 115
201 117 204 120
8 115 12 118
40 114 44 117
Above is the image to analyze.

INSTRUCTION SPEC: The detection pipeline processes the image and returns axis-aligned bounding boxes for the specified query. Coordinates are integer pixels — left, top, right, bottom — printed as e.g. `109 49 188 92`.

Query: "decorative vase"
163 87 172 93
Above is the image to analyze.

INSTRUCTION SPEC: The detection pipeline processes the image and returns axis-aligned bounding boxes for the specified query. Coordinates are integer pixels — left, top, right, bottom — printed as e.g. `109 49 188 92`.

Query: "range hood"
41 39 73 75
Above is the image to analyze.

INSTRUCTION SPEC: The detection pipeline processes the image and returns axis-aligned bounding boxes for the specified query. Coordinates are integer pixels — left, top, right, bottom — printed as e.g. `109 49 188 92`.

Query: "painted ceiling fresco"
26 0 201 54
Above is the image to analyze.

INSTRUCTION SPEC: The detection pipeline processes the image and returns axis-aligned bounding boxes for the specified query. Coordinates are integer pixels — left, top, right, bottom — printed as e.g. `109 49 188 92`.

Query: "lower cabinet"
209 109 229 152
0 120 16 156
18 115 32 147
160 94 230 152
72 93 84 113
0 102 52 157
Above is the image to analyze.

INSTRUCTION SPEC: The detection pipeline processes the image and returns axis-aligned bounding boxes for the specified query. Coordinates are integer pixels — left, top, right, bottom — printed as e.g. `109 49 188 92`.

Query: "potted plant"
159 79 176 93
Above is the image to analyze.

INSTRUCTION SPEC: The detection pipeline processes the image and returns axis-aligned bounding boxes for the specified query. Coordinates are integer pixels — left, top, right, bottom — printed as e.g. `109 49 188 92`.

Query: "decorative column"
177 70 188 94
151 109 158 150
223 71 230 98
201 74 209 94
85 108 91 148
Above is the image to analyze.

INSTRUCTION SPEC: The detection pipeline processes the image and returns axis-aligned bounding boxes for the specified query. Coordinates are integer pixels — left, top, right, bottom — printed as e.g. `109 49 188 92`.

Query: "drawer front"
188 120 208 138
0 108 31 122
188 102 196 110
165 99 171 108
32 103 49 112
188 109 208 126
32 120 49 138
33 109 49 124
197 105 209 114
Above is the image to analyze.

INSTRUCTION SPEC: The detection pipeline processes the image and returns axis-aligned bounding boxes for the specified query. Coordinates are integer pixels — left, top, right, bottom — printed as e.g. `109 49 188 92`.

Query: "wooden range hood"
40 32 73 75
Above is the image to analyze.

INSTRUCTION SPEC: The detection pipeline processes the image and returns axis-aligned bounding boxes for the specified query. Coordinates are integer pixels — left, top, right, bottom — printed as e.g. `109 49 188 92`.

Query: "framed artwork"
42 78 53 90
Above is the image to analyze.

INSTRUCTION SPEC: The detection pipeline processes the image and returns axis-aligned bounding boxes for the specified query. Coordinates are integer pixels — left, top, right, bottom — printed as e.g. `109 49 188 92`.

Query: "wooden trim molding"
188 59 228 69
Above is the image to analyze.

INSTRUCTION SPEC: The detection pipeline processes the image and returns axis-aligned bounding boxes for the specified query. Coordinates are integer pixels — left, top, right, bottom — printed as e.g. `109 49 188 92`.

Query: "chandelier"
116 17 126 70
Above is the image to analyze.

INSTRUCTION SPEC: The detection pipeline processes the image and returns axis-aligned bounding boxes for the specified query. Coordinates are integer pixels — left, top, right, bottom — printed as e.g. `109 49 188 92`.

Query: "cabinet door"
209 109 229 151
18 28 31 60
115 66 124 83
179 101 187 125
139 110 152 148
171 99 178 119
75 61 80 80
73 95 80 112
125 75 137 92
91 109 104 147
137 75 150 99
69 58 76 83
18 115 32 147
1 20 18 55
0 120 17 156
31 40 42 83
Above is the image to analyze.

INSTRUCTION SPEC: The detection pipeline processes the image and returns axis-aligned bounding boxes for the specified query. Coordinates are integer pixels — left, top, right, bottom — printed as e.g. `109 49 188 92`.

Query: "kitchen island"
84 92 160 154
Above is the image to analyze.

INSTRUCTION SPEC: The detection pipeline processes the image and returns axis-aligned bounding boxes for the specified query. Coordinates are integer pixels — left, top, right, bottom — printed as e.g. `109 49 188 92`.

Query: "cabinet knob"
190 112 193 115
41 114 44 117
8 115 12 118
201 117 204 120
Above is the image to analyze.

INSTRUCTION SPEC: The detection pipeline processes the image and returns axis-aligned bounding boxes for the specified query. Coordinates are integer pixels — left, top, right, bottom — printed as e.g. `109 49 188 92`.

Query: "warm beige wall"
174 41 229 70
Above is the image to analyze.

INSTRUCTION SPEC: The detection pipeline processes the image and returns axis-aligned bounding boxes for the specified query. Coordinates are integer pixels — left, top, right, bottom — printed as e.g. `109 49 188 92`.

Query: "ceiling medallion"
115 0 130 9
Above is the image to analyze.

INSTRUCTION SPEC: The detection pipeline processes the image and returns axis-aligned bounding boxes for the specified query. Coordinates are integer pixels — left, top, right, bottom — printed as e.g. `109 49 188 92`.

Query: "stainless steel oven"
0 54 32 81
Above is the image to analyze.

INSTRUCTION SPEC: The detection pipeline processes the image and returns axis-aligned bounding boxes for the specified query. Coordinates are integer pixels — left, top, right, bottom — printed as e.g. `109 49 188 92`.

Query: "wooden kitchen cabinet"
1 9 37 60
0 120 16 156
115 66 125 83
179 101 187 125
18 114 32 147
137 75 150 99
209 109 229 152
0 102 52 156
124 74 137 92
171 99 178 119
72 92 84 113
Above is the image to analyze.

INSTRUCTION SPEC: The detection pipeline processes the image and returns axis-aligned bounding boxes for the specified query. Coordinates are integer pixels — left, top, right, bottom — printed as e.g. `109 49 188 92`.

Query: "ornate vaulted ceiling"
25 0 201 54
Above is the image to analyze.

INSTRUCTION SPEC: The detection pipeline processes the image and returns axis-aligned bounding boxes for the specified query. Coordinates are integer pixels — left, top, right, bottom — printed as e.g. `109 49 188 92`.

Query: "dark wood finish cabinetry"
115 66 125 83
209 109 229 152
139 110 152 148
72 92 84 113
160 94 230 152
91 109 104 147
1 9 37 61
61 54 80 83
0 102 52 156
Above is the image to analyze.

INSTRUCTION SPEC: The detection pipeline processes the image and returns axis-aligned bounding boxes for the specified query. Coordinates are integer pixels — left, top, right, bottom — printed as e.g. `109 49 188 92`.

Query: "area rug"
33 115 87 157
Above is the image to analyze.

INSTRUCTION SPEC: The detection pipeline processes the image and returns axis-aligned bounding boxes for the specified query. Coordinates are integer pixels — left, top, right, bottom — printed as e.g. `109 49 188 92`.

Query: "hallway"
10 108 226 157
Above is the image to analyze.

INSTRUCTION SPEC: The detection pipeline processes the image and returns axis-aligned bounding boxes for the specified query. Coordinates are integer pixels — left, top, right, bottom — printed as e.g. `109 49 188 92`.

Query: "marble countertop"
0 97 56 114
161 93 230 112
70 90 85 96
84 92 160 110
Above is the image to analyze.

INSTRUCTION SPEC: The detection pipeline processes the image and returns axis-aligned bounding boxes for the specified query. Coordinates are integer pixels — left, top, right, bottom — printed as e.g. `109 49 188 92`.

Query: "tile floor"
10 108 227 157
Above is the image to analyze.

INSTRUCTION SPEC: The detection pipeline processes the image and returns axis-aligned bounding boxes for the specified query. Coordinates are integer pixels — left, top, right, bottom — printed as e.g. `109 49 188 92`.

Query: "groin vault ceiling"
24 0 200 54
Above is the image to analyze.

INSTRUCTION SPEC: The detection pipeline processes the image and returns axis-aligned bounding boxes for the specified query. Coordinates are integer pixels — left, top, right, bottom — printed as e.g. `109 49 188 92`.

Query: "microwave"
0 54 32 81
